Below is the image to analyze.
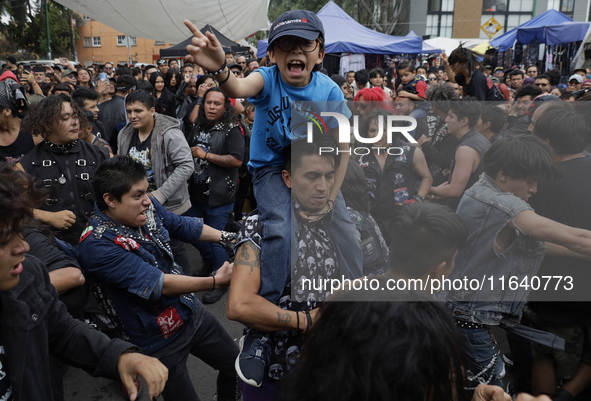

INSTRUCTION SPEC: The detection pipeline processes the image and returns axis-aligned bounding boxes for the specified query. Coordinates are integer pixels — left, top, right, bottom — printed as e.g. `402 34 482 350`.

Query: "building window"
84 37 92 47
155 40 166 45
82 15 91 20
117 35 137 46
93 36 101 47
426 0 455 38
548 0 574 18
481 0 532 39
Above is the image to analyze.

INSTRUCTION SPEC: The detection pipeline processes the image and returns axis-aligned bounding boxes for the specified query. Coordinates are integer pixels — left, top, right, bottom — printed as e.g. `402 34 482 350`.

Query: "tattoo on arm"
236 241 260 274
277 311 292 325
208 153 240 167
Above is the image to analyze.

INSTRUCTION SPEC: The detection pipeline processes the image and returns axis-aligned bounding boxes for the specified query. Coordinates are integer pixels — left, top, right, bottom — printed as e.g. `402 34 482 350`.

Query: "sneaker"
236 333 270 387
202 286 228 304
502 352 514 367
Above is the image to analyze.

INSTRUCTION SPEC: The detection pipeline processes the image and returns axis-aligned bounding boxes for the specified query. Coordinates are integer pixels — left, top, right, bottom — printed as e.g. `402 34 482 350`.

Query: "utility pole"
68 9 77 62
45 0 51 59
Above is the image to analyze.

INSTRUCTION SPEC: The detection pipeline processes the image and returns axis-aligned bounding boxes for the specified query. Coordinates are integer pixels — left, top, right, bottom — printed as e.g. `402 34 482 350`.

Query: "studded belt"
455 319 485 329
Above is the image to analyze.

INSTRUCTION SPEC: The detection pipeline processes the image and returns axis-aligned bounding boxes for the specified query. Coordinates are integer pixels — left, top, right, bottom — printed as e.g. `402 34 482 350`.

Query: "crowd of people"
1 7 591 401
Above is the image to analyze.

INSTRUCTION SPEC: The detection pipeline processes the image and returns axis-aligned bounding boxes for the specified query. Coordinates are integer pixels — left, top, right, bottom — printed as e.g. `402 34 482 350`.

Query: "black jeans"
170 236 191 275
153 309 239 401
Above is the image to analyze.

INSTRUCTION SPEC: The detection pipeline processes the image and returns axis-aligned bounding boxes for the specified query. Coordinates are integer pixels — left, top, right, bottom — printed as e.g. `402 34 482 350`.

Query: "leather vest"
203 125 240 208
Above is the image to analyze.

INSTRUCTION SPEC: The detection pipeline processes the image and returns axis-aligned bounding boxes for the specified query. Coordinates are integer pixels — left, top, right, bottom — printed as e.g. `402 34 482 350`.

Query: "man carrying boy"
441 135 591 390
184 9 362 388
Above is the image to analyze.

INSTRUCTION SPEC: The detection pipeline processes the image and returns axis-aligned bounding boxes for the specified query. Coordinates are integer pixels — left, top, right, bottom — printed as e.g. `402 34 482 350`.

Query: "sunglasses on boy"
276 37 319 53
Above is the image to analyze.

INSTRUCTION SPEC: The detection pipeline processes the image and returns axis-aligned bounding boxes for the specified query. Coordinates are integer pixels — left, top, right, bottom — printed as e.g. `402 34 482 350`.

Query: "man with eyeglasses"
534 74 551 93
566 74 583 93
236 56 247 73
246 59 259 76
526 65 538 79
104 62 114 78
229 63 244 78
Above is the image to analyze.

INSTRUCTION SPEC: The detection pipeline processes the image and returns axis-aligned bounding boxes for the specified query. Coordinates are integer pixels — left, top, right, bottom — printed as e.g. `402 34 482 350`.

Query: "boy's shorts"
531 318 591 380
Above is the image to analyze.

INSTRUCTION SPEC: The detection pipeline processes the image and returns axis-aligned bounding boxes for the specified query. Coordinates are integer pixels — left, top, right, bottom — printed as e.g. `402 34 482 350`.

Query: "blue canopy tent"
257 1 424 58
517 21 591 46
490 9 573 52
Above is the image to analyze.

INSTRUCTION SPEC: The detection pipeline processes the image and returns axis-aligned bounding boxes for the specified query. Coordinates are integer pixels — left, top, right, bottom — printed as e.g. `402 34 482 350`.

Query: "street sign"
124 36 132 49
481 17 502 39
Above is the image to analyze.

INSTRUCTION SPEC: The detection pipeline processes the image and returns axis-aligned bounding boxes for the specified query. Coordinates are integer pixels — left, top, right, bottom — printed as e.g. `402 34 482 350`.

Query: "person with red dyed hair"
354 87 395 116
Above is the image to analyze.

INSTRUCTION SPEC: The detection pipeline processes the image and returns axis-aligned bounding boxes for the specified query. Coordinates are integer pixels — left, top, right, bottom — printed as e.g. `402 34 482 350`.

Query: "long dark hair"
148 71 167 94
0 163 48 244
165 68 182 93
195 87 236 129
448 43 481 75
278 290 468 401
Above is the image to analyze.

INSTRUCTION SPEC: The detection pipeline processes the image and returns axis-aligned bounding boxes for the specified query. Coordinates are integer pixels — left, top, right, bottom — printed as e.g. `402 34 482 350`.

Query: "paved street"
63 245 244 401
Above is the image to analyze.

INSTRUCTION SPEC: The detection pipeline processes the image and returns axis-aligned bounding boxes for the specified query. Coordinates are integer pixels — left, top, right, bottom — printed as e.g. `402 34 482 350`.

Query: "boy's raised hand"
184 20 225 73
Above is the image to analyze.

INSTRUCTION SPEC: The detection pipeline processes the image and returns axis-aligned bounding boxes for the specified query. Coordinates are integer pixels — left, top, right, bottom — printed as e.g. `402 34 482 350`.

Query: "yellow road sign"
481 17 502 39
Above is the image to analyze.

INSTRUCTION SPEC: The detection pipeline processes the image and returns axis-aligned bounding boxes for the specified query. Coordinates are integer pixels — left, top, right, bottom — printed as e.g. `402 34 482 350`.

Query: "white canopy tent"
424 37 489 55
55 0 269 43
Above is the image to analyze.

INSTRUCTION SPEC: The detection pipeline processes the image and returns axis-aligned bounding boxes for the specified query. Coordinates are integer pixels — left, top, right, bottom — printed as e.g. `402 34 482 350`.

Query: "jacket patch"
114 236 140 252
79 226 93 243
156 306 184 339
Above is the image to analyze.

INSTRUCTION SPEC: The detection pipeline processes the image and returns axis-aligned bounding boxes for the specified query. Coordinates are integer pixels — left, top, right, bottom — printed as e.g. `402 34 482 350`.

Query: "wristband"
206 60 227 75
205 151 209 161
211 275 216 291
302 311 308 333
218 68 231 86
195 96 204 106
296 310 300 331
305 310 313 328
219 230 236 252
414 194 425 203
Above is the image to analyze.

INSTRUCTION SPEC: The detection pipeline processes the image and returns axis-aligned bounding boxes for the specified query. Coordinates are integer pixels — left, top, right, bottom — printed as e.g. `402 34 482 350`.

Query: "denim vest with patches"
440 173 546 325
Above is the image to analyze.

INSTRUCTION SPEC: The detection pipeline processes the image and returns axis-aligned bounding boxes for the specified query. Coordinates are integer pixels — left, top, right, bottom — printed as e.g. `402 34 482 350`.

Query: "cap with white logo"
268 10 324 46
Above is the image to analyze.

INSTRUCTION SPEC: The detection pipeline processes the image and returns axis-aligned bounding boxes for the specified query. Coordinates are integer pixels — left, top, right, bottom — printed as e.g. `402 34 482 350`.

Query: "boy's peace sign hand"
184 20 226 73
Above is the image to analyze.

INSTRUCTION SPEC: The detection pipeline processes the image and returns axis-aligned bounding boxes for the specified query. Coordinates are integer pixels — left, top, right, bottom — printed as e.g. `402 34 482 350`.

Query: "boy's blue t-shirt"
248 66 351 172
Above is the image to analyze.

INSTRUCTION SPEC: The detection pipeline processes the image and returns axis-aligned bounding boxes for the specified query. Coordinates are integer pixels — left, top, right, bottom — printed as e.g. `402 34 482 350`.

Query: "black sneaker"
236 333 270 387
202 286 227 304
502 352 514 367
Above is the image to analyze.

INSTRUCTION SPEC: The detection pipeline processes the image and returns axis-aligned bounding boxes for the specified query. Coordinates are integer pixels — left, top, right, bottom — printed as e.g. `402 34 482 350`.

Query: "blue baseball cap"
268 10 324 46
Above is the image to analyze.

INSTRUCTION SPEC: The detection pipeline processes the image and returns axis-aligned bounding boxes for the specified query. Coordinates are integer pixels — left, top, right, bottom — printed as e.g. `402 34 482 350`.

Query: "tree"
0 0 80 59
267 0 409 36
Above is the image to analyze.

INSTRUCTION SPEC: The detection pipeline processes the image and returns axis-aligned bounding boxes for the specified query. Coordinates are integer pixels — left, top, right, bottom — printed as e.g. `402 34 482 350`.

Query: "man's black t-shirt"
455 70 503 101
188 125 244 204
0 131 34 165
529 154 591 322
128 132 156 192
